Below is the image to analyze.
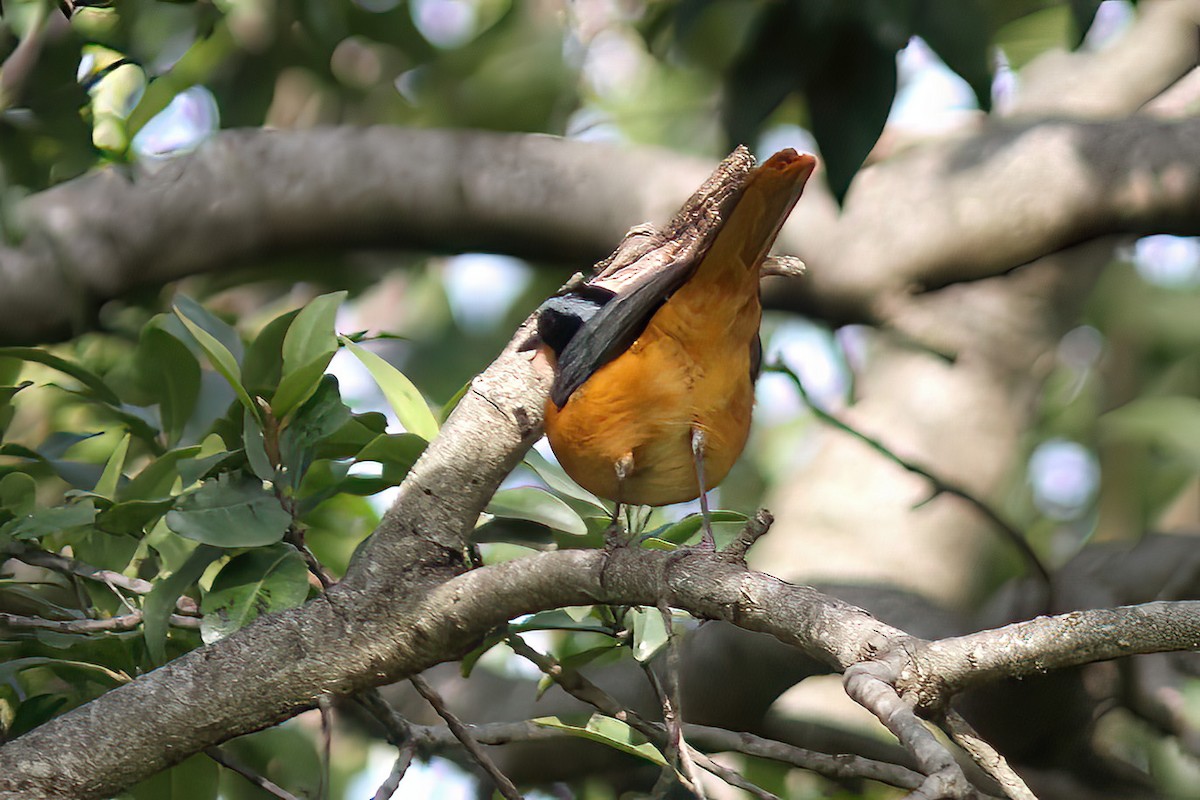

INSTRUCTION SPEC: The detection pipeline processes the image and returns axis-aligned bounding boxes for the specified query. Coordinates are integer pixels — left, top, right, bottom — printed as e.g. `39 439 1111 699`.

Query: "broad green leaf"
1068 0 1104 46
8 499 97 541
643 510 748 545
272 353 336 419
120 445 203 500
166 475 291 547
136 326 200 447
278 376 352 491
532 714 668 767
200 544 309 643
96 498 175 536
0 347 120 405
93 431 131 500
0 472 37 517
915 0 993 110
0 381 31 437
173 306 257 420
242 309 300 394
315 411 390 459
127 753 219 800
342 338 439 440
994 5 1072 70
804 23 897 202
282 291 345 376
144 544 221 665
523 447 607 512
510 609 618 636
1101 396 1200 468
7 694 70 739
536 643 620 699
438 378 472 424
628 606 670 662
172 296 244 364
0 657 130 688
0 442 103 490
356 433 427 479
243 408 275 482
487 487 587 536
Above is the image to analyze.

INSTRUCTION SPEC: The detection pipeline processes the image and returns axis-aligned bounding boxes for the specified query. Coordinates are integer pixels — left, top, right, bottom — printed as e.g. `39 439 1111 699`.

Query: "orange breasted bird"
531 147 816 543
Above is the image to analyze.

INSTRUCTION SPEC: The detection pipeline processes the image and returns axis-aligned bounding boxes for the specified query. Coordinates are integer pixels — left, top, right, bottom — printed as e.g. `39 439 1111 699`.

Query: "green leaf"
356 433 427 480
171 296 244 364
243 408 275 482
1068 0 1104 46
127 753 219 800
93 431 131 500
804 23 898 202
532 714 668 767
536 643 620 700
272 353 336 419
994 5 1071 70
173 305 257 420
487 487 588 536
1101 396 1200 468
7 694 70 739
0 347 120 405
0 656 130 688
119 445 203 500
627 606 670 662
0 472 37 517
643 510 748 545
0 381 31 437
8 499 97 541
342 338 439 441
915 0 993 111
523 447 607 512
199 544 309 643
136 326 201 447
242 309 300 394
279 376 352 490
282 291 346 376
96 498 175 536
144 544 222 665
166 475 291 547
438 378 472 424
510 609 619 636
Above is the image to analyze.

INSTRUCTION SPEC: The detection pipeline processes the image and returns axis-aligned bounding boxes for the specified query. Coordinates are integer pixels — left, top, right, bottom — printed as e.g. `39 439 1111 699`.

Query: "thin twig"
353 688 414 747
843 662 979 799
508 633 913 797
0 610 199 633
411 717 926 790
372 747 415 800
409 674 523 800
318 695 333 800
941 709 1037 800
651 602 706 799
6 543 200 613
286 524 335 590
770 362 1052 587
205 746 301 800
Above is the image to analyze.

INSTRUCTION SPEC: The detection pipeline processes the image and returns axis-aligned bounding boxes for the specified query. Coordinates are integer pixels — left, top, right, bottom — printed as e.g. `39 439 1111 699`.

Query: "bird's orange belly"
543 299 757 507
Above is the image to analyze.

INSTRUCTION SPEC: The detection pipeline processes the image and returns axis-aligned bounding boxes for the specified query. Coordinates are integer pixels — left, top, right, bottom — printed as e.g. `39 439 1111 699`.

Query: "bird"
531 147 816 544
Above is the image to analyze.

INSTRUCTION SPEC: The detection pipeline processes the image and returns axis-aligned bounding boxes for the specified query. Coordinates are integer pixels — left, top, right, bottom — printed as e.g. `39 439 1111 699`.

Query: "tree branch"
4 111 1200 344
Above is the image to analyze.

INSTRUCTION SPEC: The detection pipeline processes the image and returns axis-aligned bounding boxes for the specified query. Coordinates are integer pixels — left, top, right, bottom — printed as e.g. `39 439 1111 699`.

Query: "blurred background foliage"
4 0 1200 798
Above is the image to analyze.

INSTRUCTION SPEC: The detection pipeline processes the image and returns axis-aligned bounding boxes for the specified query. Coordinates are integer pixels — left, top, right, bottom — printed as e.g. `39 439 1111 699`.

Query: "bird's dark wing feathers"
540 251 699 409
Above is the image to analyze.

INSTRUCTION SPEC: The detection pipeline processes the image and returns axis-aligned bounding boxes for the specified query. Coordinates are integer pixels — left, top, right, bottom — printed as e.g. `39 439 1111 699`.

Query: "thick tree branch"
2 113 1198 343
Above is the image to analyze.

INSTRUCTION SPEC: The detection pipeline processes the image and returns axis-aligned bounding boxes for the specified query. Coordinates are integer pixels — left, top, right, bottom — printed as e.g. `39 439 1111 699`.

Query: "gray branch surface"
4 24 1200 343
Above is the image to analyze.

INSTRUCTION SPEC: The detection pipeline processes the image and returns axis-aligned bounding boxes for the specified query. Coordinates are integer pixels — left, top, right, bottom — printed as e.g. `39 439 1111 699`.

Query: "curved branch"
4 113 1200 343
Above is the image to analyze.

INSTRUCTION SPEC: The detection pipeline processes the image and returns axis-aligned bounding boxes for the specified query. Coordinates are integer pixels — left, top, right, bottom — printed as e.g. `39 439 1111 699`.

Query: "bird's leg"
690 427 715 550
607 452 635 548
